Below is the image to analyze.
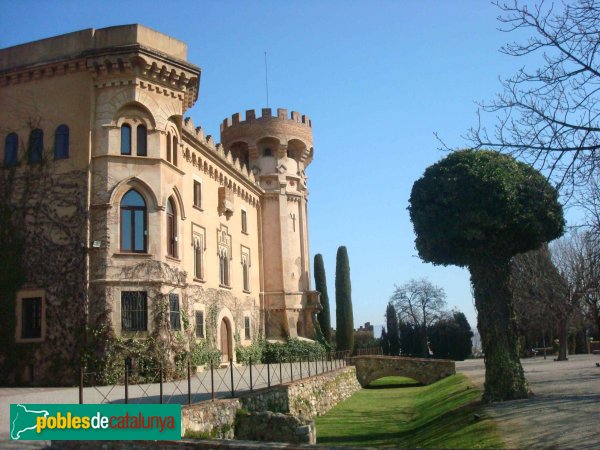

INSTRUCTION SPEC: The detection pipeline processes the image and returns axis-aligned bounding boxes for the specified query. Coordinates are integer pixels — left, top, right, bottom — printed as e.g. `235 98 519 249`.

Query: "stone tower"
220 108 320 340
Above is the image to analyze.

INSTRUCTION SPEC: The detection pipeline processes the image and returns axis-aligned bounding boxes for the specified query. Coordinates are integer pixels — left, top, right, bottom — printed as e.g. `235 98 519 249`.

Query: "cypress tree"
381 327 389 355
386 302 400 356
335 246 354 352
314 254 332 343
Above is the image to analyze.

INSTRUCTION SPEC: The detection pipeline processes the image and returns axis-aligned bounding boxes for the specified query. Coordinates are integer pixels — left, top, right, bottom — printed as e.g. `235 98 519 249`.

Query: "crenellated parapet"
182 116 259 188
220 108 314 169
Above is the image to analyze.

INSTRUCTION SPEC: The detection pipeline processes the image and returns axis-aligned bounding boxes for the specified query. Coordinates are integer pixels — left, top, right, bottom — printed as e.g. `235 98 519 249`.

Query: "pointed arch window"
4 133 18 166
54 124 69 160
137 125 147 156
167 197 177 258
219 248 230 287
242 255 250 292
29 129 43 164
121 124 132 155
120 189 147 253
194 237 204 279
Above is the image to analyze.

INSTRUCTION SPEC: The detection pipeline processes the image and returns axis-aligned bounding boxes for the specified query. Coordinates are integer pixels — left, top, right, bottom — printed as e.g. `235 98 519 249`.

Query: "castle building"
0 25 320 385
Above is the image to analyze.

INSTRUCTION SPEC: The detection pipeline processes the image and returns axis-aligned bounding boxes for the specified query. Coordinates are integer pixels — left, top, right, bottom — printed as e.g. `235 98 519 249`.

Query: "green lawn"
315 374 504 449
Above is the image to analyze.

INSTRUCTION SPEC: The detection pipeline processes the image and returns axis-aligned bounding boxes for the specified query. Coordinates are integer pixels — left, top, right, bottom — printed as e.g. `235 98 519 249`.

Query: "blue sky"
0 0 574 333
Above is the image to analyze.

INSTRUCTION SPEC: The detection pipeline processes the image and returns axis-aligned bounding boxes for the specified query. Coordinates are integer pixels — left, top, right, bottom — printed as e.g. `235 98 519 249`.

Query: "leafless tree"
390 278 447 356
510 245 565 355
551 229 600 359
463 0 600 196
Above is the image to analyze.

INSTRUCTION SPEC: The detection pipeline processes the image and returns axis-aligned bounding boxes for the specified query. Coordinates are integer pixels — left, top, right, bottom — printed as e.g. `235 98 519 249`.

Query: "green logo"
10 404 181 440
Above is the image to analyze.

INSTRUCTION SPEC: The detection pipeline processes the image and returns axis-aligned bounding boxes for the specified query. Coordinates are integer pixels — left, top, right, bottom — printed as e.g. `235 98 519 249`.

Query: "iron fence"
79 351 350 405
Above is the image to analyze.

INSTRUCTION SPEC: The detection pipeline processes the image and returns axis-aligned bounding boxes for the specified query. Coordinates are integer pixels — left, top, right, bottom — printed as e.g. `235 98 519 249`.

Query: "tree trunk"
470 260 529 402
556 316 569 360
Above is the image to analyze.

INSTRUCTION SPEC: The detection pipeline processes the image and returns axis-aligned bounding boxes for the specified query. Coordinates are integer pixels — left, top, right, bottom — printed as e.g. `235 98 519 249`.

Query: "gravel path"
457 354 600 449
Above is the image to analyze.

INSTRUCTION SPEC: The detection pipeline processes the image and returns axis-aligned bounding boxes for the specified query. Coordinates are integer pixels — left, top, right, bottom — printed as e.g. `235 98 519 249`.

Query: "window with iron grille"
21 297 42 339
196 311 204 338
170 293 181 330
121 291 148 331
244 316 251 340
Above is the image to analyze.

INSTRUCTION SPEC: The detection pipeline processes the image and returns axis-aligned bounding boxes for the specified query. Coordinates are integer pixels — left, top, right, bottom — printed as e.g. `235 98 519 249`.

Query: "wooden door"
220 319 231 363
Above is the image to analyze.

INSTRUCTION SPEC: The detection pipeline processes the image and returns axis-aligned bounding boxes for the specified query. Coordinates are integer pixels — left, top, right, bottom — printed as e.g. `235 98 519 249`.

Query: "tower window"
263 148 272 157
166 132 172 163
242 257 250 292
137 125 147 156
219 249 230 287
4 133 18 166
194 180 202 208
121 124 132 155
167 197 177 258
194 237 204 279
120 189 147 253
28 129 43 164
172 136 178 166
241 210 248 234
54 124 69 160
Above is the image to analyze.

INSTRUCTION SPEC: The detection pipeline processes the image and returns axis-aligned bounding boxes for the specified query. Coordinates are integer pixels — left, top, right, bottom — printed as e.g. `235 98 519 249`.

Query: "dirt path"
457 354 600 449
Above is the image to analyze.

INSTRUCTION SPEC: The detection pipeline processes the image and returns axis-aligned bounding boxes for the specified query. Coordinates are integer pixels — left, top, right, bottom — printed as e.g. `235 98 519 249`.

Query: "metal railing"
79 351 350 405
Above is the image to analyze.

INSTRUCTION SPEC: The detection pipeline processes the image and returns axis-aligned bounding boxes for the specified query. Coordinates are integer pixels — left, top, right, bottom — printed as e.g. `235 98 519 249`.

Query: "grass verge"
315 374 503 448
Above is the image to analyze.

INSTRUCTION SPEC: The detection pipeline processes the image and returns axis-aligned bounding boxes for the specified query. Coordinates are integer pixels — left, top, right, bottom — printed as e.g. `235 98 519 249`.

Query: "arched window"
219 248 229 287
194 238 203 279
166 132 172 163
121 124 132 155
120 189 147 253
263 148 272 157
167 197 177 258
29 129 43 164
137 125 147 156
242 257 250 292
172 135 178 166
54 124 69 160
4 133 18 166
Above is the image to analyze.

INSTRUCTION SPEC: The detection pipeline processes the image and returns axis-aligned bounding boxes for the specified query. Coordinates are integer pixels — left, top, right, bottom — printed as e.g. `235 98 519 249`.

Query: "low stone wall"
235 411 316 444
180 367 360 443
350 355 455 387
182 398 240 439
239 367 360 418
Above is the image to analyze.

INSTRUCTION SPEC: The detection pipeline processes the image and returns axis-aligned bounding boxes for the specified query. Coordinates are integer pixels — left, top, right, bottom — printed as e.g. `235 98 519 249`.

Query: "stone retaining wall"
180 367 360 443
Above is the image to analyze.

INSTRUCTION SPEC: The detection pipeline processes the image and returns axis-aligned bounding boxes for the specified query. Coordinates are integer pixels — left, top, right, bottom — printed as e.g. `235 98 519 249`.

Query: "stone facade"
0 25 320 385
350 355 456 387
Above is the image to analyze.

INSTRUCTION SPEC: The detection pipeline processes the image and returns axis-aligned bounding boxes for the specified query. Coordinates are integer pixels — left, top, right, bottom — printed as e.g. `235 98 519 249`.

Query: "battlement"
220 108 312 133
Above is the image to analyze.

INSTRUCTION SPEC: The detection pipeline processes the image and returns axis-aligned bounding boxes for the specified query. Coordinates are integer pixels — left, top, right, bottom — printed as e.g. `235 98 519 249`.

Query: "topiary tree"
314 254 332 343
335 246 354 352
409 149 564 402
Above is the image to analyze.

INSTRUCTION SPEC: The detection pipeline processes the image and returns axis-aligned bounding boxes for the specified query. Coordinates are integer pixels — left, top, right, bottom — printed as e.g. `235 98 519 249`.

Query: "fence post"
290 360 293 382
279 359 283 385
267 361 271 388
124 359 129 405
230 359 235 398
249 358 253 392
322 355 325 374
187 359 191 405
159 363 163 405
210 361 215 401
79 365 83 404
299 357 303 379
308 353 311 377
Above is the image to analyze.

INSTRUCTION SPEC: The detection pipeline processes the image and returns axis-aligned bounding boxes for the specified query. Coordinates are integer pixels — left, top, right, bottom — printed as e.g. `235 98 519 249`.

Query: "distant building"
356 322 374 336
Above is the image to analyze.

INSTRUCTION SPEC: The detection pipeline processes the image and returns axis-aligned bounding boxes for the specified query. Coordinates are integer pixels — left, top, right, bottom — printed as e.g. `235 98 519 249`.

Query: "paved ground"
457 354 600 449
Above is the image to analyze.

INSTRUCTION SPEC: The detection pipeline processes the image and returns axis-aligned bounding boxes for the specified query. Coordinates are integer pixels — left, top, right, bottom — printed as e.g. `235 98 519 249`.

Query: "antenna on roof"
264 51 270 108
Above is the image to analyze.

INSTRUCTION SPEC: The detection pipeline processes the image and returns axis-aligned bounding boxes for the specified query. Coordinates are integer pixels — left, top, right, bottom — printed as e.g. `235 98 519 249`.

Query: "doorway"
220 318 232 363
